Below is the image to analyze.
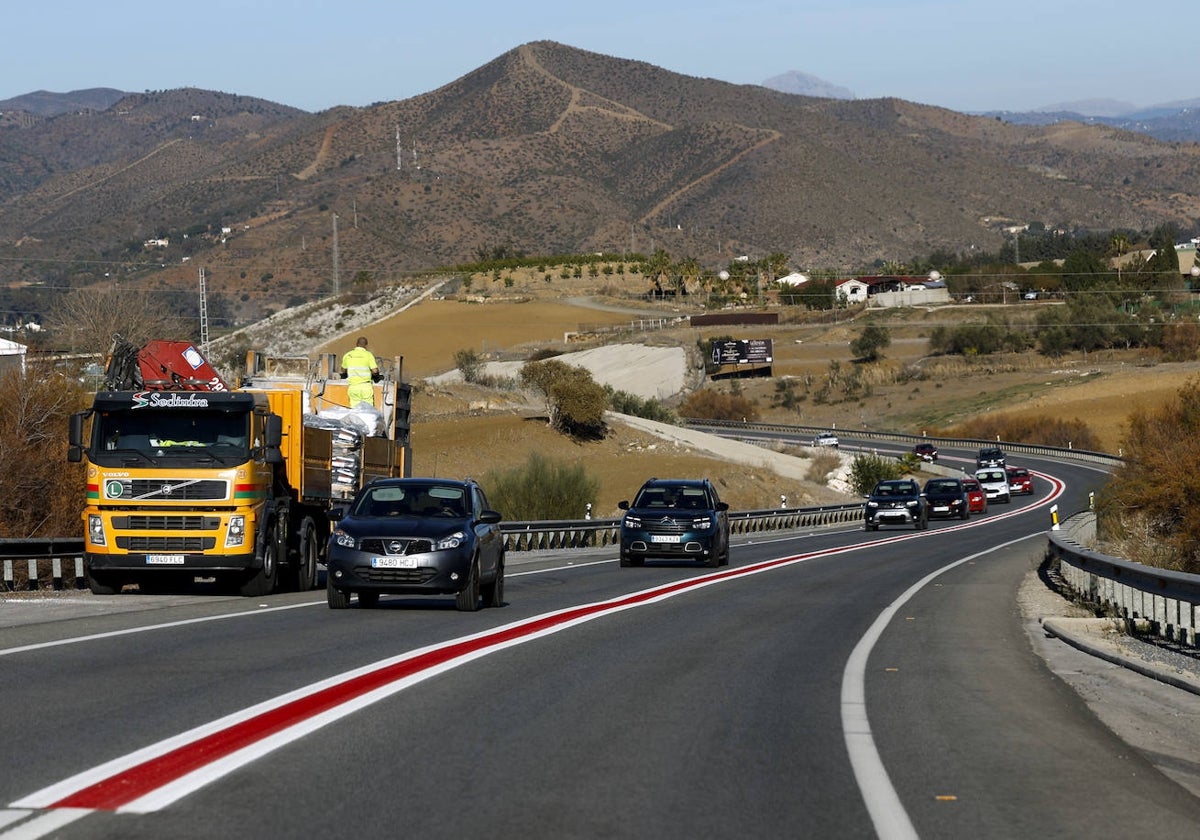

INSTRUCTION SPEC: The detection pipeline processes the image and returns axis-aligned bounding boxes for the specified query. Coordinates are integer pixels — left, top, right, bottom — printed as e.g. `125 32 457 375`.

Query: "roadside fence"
1049 511 1200 650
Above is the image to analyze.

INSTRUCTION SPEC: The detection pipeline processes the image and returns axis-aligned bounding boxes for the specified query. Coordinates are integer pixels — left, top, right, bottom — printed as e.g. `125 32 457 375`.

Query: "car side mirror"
327 507 345 522
716 502 729 511
479 509 502 524
617 500 630 510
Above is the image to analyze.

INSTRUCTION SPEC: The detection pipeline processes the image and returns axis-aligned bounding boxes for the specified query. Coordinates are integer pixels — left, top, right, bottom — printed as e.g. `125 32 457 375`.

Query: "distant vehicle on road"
812 431 840 448
974 468 1011 504
913 442 938 462
962 477 988 514
618 477 730 568
1006 466 1034 496
923 477 970 520
976 446 1006 469
864 479 927 531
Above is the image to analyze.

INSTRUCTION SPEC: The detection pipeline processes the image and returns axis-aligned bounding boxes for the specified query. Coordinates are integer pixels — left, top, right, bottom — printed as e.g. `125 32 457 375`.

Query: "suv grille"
360 537 434 555
641 517 688 535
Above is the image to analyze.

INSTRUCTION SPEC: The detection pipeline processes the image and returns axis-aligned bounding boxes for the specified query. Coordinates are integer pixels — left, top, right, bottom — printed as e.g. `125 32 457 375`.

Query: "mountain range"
1 41 1198 327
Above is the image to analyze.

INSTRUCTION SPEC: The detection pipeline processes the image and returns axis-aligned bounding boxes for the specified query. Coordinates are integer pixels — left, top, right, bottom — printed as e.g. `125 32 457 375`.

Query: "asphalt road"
3 450 1200 838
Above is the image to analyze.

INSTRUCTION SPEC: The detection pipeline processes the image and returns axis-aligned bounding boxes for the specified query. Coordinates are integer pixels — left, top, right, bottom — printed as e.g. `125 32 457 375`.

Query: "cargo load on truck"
68 340 412 596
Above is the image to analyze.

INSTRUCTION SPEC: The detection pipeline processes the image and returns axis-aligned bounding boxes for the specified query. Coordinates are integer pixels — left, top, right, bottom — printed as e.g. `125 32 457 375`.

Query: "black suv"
618 478 730 568
325 477 505 611
976 446 1006 469
864 478 928 531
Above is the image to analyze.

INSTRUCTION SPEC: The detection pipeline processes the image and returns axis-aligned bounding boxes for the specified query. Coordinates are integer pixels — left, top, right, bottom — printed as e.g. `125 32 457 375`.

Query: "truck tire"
240 525 279 597
455 558 481 612
289 518 319 592
86 567 120 595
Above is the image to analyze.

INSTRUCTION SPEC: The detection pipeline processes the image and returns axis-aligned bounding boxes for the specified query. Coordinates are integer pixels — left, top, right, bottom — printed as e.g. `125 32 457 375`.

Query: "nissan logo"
387 540 404 554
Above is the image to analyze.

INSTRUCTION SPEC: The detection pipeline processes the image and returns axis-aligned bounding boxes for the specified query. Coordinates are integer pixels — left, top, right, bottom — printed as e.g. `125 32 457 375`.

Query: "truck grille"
116 537 216 551
113 516 221 531
107 479 229 501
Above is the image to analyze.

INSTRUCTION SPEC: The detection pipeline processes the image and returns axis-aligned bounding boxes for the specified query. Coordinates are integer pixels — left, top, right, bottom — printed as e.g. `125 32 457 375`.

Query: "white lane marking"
0 809 88 839
841 531 1049 839
0 601 321 658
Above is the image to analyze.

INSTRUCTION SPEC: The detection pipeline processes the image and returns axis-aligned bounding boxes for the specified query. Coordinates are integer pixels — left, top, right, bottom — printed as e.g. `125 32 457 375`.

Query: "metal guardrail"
499 503 865 552
1 538 86 591
1049 512 1200 649
683 418 1124 468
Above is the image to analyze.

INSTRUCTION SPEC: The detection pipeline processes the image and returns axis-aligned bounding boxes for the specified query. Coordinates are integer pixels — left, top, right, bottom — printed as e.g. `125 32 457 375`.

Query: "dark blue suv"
618 478 730 568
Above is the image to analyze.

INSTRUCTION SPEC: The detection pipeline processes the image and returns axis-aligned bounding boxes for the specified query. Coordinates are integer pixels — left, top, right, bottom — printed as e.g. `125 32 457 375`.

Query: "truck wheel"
481 556 505 608
327 575 350 609
455 559 481 612
240 526 279 597
289 518 319 592
86 567 120 595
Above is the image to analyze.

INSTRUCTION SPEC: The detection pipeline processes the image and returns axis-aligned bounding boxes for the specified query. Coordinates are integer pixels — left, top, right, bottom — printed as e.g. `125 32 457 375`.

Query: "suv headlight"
332 529 356 549
866 501 878 509
88 514 106 547
690 517 713 530
436 531 465 551
623 514 642 527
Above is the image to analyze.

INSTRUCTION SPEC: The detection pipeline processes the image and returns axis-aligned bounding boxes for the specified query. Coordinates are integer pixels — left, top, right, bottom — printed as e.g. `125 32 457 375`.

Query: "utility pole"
332 212 340 296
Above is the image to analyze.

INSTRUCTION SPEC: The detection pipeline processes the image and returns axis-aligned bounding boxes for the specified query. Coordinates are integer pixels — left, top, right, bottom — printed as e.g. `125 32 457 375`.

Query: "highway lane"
4 458 1200 837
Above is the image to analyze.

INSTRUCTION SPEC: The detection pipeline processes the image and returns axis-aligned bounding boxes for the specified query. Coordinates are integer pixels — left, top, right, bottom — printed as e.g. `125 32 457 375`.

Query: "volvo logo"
161 484 174 497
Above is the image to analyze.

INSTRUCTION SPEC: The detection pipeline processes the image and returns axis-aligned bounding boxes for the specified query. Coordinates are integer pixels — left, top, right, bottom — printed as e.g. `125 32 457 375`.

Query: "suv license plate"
372 557 418 569
650 535 681 543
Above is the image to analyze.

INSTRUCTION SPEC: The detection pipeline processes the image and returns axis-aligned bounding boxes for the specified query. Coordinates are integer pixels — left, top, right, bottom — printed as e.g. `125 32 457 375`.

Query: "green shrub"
608 388 677 424
483 452 599 521
849 453 906 496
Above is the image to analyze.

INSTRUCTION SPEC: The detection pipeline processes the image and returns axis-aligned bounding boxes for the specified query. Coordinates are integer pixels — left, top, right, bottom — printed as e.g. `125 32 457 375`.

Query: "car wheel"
326 575 351 610
455 559 481 612
357 591 380 609
960 505 970 520
481 556 505 608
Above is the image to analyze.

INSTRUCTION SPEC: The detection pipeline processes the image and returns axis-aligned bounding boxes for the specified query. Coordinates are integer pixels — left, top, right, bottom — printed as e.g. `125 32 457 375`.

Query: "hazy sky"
4 1 1196 114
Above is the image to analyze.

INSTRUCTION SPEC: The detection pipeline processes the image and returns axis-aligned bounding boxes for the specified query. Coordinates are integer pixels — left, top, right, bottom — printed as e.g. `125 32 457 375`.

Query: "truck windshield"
91 408 252 466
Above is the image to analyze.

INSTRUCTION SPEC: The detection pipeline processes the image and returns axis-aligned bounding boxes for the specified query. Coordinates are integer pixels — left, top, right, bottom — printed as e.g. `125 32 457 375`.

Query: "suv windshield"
633 485 711 510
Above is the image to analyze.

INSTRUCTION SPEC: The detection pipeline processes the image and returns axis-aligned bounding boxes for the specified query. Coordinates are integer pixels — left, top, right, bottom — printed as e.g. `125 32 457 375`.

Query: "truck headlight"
226 515 246 548
88 514 106 547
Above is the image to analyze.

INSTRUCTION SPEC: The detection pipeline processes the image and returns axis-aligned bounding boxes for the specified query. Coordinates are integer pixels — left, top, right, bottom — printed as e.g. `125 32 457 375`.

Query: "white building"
0 337 27 376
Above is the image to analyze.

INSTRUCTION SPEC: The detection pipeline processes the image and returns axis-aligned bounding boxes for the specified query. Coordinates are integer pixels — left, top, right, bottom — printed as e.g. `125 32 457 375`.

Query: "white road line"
0 601 321 657
840 531 1049 839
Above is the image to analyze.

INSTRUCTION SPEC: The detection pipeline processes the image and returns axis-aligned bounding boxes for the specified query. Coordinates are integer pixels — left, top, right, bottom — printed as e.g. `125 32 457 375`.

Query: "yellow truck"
67 341 411 595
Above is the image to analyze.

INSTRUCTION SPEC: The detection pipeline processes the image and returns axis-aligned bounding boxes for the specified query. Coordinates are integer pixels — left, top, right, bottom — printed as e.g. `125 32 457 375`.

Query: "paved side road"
1018 563 1200 798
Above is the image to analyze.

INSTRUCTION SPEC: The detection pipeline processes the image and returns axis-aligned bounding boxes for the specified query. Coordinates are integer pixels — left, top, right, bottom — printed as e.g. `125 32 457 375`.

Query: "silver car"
974 468 1011 504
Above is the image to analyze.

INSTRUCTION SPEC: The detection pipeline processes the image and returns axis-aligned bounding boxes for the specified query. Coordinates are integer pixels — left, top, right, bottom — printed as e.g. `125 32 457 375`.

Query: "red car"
1006 466 1034 496
962 477 988 514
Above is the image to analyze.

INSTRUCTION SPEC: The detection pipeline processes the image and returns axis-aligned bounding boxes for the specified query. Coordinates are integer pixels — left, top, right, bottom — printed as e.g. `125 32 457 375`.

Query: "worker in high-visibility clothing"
340 336 380 407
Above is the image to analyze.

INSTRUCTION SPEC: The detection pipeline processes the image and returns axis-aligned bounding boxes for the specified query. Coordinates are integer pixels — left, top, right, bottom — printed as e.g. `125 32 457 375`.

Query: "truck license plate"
372 557 418 569
146 555 186 565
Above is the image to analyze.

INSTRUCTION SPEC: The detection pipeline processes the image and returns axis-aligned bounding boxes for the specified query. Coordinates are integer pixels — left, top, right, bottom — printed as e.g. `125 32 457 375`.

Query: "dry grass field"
318 272 1200 514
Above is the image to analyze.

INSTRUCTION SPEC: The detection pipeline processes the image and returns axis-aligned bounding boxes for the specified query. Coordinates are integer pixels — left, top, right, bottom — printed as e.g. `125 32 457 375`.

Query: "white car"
974 468 1011 504
812 431 839 448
